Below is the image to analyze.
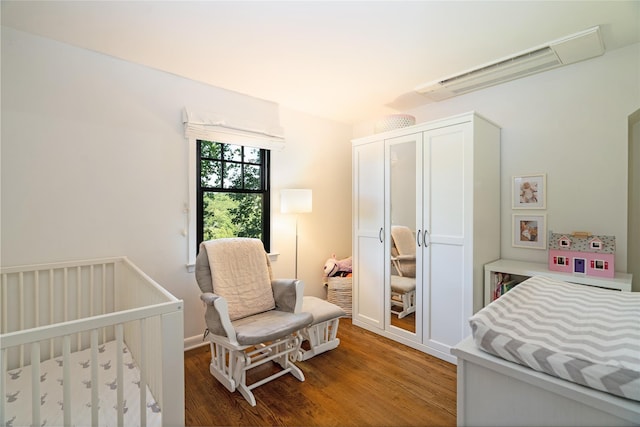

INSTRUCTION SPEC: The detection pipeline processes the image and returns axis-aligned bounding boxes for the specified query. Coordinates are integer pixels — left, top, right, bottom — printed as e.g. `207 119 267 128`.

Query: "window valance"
182 108 285 151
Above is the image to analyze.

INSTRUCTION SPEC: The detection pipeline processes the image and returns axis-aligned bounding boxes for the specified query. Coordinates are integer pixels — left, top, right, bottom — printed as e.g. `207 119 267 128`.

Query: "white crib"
0 257 184 427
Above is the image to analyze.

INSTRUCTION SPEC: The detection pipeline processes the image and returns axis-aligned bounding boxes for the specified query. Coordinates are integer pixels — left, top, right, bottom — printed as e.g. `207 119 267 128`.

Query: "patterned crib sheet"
4 340 162 427
470 275 640 401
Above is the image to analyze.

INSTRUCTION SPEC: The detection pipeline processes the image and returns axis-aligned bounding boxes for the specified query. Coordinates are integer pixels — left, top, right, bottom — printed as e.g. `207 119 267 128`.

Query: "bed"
1 257 184 427
452 275 640 426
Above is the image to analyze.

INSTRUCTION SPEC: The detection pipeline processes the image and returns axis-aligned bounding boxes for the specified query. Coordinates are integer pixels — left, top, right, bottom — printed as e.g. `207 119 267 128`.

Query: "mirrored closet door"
385 134 422 342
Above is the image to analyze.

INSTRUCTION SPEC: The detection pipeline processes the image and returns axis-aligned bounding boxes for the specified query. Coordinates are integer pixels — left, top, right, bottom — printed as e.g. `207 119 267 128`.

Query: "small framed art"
512 174 546 209
512 213 546 249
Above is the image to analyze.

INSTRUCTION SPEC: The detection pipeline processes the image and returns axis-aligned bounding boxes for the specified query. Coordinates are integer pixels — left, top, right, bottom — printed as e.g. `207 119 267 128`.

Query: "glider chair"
390 225 416 278
390 226 417 319
195 238 313 406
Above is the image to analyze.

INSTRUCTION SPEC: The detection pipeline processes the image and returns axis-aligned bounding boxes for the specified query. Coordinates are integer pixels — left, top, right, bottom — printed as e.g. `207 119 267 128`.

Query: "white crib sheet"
4 340 161 427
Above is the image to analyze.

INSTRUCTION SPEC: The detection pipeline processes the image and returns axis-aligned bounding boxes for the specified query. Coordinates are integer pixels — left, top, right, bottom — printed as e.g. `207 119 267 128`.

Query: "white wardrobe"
352 112 500 364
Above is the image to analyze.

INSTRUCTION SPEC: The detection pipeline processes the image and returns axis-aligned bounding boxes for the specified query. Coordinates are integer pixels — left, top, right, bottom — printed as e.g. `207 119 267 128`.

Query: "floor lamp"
280 189 312 279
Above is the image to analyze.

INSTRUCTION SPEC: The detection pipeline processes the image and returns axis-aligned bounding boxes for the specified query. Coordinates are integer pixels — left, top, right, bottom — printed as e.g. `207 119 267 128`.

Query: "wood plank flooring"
184 319 457 426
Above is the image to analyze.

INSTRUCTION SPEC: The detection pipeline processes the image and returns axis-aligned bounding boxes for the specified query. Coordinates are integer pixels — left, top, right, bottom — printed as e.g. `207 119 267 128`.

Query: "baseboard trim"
184 334 208 351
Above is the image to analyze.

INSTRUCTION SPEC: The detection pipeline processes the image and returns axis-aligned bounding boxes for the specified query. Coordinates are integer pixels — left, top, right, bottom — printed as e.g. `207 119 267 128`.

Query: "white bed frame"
452 336 640 427
0 257 184 427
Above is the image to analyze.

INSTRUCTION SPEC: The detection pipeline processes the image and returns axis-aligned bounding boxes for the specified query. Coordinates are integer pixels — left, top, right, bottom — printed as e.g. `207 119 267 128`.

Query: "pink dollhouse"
548 232 615 278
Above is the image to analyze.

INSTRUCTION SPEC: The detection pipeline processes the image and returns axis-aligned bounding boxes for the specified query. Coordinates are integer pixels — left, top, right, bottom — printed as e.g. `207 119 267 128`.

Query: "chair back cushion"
201 238 276 320
195 249 214 294
391 225 416 256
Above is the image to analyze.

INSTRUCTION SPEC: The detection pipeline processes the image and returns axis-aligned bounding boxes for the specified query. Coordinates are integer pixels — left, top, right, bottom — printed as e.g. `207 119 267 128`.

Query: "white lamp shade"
281 189 312 214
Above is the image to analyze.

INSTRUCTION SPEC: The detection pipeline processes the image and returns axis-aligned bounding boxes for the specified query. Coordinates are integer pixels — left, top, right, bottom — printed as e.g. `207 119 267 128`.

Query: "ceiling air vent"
415 26 604 101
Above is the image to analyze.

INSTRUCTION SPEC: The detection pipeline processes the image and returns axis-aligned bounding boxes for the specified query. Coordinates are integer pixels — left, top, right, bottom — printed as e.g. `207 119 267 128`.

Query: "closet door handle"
379 227 384 243
416 229 422 247
423 229 430 247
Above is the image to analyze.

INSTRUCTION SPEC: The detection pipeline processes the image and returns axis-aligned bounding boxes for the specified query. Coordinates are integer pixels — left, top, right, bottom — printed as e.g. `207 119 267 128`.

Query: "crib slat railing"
11 326 137 427
49 270 55 358
2 274 7 334
2 308 177 427
116 324 124 427
1 348 6 426
31 341 41 427
139 317 147 427
91 330 99 425
63 335 71 427
102 264 108 343
90 265 95 318
116 258 178 416
19 272 24 367
34 270 40 330
1 301 179 350
0 257 126 274
1 260 118 369
1 257 184 427
63 267 68 326
77 267 83 350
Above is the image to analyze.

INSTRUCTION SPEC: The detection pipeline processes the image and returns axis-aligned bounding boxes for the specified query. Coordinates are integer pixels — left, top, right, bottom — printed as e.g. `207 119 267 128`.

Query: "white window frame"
183 109 285 271
186 136 198 271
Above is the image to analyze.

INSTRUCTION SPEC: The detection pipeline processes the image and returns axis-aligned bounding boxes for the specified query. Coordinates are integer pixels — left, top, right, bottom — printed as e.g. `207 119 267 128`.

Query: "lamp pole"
295 214 300 279
280 189 312 280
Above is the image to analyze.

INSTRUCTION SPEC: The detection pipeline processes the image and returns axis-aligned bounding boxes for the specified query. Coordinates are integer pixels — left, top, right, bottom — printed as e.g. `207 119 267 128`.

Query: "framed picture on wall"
512 214 547 249
512 174 546 209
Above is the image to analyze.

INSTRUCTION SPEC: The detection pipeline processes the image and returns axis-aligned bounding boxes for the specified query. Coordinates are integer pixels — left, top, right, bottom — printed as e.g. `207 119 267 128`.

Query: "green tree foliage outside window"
197 140 270 250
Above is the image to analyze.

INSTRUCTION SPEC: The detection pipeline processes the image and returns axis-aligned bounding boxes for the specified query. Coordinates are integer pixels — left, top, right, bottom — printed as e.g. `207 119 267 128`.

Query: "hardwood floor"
390 311 416 332
184 319 457 426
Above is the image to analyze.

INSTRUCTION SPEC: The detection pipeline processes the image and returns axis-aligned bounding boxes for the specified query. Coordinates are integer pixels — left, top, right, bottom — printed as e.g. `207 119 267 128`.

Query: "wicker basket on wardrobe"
326 276 352 317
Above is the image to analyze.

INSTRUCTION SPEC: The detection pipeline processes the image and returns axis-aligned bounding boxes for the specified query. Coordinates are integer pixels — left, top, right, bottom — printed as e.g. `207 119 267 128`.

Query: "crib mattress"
4 340 161 427
469 275 640 401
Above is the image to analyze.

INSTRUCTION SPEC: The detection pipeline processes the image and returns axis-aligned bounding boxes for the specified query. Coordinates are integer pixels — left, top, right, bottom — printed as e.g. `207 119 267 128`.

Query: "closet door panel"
425 244 464 351
354 142 384 233
422 122 469 356
353 140 385 329
355 235 385 328
426 128 465 238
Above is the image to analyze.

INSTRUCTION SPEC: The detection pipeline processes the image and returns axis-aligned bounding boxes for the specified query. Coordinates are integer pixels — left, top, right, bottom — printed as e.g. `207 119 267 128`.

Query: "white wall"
270 107 353 292
0 27 353 346
355 43 640 276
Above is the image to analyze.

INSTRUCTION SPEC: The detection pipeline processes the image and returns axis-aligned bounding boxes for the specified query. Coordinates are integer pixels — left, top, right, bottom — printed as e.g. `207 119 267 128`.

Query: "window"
197 140 270 251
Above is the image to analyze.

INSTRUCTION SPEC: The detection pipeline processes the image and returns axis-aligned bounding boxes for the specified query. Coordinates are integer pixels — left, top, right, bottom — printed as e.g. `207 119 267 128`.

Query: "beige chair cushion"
302 296 345 324
201 238 275 320
391 275 416 293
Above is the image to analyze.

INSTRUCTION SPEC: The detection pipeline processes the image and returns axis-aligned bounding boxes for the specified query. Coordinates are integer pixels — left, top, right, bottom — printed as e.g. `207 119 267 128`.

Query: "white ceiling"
2 1 639 124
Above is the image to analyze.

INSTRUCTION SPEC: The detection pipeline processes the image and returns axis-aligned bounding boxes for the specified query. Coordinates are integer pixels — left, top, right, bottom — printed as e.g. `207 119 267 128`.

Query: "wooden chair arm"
200 292 239 346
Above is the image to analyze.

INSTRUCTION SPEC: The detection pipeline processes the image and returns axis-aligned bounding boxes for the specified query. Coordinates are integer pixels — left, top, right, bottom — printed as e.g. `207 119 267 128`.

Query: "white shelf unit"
484 258 633 306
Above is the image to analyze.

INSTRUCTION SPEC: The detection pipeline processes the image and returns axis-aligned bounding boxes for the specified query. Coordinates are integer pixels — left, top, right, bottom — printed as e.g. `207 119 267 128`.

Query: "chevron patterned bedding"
469 276 640 401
